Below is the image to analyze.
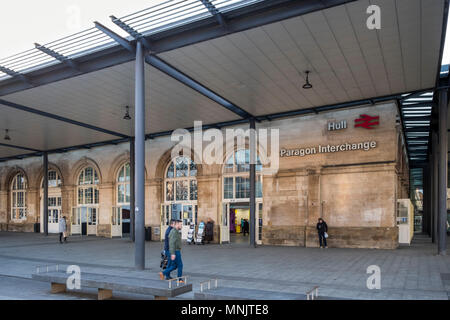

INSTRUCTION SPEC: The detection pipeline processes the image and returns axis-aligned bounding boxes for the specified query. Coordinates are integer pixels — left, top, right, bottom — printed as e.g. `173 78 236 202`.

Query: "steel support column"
43 152 48 236
249 118 256 248
438 89 448 255
423 165 430 235
432 129 439 243
134 42 146 269
130 138 135 242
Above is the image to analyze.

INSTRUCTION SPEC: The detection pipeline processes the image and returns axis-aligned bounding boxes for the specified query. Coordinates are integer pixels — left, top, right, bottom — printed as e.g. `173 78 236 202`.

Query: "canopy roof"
0 0 447 171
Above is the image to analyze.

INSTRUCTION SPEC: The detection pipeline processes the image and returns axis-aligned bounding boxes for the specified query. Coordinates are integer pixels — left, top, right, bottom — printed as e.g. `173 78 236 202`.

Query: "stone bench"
194 279 309 300
32 268 192 300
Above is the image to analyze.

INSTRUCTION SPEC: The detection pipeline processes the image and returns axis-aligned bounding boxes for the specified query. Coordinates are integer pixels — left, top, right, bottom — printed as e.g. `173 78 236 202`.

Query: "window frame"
77 167 100 206
11 173 27 221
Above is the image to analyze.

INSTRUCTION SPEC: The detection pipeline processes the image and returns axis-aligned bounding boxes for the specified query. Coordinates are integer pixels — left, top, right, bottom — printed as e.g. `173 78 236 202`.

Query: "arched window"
117 163 130 204
165 157 197 202
163 157 198 232
40 170 62 232
41 170 62 188
11 173 27 220
77 167 99 205
223 149 262 200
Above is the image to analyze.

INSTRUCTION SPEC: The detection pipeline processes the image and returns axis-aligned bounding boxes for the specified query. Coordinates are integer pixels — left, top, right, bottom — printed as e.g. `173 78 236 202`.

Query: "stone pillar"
61 185 75 233
98 183 114 237
305 169 321 247
197 174 220 243
0 190 8 230
147 178 162 240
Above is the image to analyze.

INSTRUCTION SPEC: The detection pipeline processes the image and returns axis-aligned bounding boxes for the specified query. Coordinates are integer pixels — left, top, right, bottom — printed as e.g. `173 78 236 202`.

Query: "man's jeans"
164 250 172 271
318 232 327 247
163 250 183 279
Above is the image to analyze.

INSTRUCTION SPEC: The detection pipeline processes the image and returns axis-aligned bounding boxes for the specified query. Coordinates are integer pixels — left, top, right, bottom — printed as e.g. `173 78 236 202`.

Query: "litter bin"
34 223 40 233
145 227 152 241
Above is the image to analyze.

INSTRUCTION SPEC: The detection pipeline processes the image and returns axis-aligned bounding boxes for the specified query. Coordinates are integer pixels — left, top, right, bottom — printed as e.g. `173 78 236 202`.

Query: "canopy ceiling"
0 0 446 162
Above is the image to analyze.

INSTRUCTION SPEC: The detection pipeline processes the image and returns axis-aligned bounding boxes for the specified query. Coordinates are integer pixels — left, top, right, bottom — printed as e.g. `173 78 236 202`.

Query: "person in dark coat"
205 218 214 244
316 218 328 248
242 219 249 236
162 219 175 273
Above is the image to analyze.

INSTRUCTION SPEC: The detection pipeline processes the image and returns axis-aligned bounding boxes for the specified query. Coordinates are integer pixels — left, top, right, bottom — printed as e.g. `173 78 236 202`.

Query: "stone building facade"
0 102 409 249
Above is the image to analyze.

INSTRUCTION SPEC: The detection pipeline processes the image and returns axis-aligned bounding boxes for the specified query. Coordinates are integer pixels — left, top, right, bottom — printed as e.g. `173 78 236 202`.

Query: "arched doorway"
40 170 62 233
10 173 28 222
112 162 130 237
162 156 198 240
72 167 99 236
221 149 263 244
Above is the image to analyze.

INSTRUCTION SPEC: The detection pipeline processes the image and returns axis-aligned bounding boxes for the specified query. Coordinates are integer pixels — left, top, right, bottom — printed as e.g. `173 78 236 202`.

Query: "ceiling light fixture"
302 71 313 89
123 106 131 120
4 129 11 141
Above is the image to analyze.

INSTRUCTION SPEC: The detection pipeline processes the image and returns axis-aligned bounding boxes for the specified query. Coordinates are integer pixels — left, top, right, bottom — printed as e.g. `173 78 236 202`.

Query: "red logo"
355 114 379 129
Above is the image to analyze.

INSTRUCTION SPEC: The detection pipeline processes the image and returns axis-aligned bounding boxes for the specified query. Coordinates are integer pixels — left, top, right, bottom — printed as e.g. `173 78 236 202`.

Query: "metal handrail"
35 264 61 274
306 286 319 300
167 276 188 289
199 279 218 292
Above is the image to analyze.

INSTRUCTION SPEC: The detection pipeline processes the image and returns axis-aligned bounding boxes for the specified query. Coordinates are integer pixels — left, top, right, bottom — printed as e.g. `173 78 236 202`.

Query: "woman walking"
205 218 214 244
316 218 328 248
59 216 68 244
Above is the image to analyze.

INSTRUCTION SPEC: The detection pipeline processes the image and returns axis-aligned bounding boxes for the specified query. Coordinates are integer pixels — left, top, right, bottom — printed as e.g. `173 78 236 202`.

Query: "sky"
0 0 161 58
1 0 450 65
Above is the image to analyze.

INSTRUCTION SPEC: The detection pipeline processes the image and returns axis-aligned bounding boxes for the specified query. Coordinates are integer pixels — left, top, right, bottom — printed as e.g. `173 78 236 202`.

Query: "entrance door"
220 203 230 244
256 202 263 245
71 207 81 235
181 204 195 240
48 208 60 233
220 202 262 245
160 204 170 241
87 207 97 235
111 206 122 237
40 195 61 234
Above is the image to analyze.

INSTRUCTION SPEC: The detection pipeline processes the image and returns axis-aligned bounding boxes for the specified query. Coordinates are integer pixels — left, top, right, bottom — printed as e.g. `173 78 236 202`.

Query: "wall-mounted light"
4 129 11 141
123 106 131 120
302 71 313 89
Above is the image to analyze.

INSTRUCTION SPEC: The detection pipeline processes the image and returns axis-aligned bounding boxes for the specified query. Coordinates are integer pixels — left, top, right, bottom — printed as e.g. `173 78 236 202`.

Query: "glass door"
160 204 170 241
111 206 122 237
220 203 230 244
256 202 263 245
71 207 81 235
87 207 97 235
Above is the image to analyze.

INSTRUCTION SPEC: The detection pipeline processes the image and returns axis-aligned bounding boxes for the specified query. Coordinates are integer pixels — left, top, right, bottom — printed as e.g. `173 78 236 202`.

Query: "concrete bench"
32 267 192 300
194 279 309 300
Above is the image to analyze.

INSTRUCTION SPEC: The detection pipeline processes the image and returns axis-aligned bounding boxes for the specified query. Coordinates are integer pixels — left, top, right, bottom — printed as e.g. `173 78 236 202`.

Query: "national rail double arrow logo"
354 114 379 129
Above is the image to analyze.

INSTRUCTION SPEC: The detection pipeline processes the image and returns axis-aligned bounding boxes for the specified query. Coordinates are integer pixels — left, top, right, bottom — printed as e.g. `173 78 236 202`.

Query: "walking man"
160 220 184 282
161 219 175 271
243 219 249 236
316 217 328 248
59 216 67 244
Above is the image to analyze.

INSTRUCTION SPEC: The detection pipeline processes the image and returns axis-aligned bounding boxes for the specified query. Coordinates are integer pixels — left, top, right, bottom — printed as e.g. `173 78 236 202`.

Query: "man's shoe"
325 246 328 249
159 272 164 280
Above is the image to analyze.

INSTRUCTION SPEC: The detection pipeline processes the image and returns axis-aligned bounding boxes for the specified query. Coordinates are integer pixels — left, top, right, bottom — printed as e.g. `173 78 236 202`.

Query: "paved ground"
0 232 449 300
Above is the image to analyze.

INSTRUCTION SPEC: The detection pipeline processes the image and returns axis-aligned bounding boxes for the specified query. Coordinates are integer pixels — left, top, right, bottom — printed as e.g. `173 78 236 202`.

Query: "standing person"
243 219 249 236
161 219 175 272
205 218 214 244
160 220 184 283
316 218 328 248
59 216 67 244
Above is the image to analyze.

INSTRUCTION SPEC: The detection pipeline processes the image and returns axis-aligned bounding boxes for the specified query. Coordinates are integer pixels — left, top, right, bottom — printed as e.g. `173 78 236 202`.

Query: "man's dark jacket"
164 226 173 251
316 221 328 234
